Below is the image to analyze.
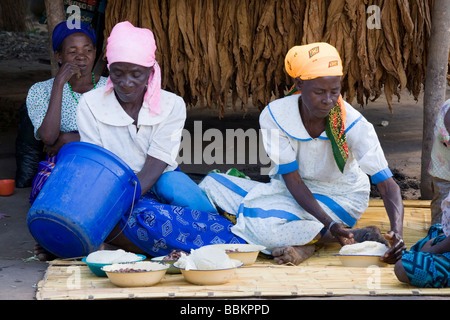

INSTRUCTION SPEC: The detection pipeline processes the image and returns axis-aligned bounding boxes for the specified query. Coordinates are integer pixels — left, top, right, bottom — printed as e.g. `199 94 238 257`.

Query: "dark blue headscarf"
52 21 97 52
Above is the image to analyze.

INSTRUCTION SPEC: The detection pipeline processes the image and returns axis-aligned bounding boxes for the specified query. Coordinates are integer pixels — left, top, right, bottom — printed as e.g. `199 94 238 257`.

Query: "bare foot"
272 245 315 265
34 242 56 261
351 226 388 245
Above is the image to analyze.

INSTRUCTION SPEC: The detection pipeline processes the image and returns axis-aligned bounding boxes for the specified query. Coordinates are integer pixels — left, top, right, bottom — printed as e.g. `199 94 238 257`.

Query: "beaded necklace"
67 72 97 104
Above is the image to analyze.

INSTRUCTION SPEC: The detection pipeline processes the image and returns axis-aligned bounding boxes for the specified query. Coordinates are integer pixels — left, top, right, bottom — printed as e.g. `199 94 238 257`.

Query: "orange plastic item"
0 179 15 196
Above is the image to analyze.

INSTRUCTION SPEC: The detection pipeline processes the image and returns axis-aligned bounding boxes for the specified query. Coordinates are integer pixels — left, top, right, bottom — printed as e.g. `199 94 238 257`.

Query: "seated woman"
77 21 245 257
199 43 406 265
27 21 107 261
394 193 450 288
27 20 107 205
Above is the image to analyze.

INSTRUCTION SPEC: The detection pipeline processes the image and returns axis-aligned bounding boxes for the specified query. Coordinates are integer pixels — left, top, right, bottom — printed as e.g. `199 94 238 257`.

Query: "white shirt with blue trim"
199 95 394 252
259 94 392 185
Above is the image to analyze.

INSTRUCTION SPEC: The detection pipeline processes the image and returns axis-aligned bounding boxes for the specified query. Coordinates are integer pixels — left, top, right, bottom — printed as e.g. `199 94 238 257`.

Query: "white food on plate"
339 241 389 256
86 249 141 264
175 246 241 270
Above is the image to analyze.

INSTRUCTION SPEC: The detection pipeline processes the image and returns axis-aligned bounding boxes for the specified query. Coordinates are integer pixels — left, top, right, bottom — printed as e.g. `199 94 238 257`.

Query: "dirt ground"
0 30 447 300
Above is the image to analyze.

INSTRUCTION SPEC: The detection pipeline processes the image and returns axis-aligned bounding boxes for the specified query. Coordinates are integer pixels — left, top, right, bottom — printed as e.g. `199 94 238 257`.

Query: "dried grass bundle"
105 0 434 117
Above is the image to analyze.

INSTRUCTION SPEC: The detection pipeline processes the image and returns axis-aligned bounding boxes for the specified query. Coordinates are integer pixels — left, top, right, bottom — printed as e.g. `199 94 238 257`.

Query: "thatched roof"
104 0 434 118
0 0 31 32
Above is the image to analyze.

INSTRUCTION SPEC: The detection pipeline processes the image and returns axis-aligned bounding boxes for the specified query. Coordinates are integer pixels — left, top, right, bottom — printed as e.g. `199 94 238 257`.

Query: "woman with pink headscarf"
77 22 245 256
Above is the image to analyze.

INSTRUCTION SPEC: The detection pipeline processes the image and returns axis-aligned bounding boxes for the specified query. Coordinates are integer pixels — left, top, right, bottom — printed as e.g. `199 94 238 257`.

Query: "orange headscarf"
285 42 343 80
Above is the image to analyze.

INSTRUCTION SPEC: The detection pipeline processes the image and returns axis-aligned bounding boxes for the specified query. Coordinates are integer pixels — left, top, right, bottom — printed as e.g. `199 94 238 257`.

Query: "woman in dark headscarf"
27 20 107 260
27 20 107 205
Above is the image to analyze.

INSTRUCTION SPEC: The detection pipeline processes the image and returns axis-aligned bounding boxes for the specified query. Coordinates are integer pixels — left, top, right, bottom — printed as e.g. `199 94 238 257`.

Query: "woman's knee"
394 259 410 284
153 171 217 212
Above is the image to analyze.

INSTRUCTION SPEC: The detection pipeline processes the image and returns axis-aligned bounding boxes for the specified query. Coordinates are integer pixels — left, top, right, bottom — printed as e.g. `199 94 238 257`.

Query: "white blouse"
428 99 450 181
26 77 108 140
77 86 186 173
259 94 392 185
200 95 393 249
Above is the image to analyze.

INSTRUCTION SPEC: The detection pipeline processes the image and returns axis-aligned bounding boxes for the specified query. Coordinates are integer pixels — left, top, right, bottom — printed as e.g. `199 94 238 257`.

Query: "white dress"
428 99 450 181
200 95 393 253
76 86 186 174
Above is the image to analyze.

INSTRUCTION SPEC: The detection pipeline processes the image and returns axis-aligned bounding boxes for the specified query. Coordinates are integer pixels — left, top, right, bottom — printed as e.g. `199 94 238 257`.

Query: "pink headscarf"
105 21 161 116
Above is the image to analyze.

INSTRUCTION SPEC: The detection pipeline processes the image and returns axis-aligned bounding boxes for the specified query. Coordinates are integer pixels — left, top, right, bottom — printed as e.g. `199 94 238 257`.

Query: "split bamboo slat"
36 201 450 300
102 0 433 118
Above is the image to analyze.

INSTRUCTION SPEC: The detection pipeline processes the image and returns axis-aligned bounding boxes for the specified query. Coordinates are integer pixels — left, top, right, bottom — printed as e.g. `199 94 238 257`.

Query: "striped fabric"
120 191 245 257
401 225 450 288
29 156 56 204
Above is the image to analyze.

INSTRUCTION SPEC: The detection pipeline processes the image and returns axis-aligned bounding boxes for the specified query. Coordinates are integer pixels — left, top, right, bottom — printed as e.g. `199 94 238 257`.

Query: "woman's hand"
137 156 168 197
381 231 406 264
55 62 81 85
39 62 82 146
420 236 450 255
43 132 80 157
419 239 435 253
329 222 355 246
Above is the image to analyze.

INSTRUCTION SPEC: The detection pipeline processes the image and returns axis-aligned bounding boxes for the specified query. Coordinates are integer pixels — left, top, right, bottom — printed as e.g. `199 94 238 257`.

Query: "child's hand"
381 231 406 264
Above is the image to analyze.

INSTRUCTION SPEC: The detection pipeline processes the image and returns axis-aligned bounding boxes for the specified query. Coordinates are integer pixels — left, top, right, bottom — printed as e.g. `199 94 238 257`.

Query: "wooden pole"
421 0 450 200
44 0 65 77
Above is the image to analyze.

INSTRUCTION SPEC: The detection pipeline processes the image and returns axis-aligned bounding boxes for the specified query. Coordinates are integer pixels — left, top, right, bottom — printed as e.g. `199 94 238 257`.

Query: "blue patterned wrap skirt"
119 171 246 257
401 224 450 288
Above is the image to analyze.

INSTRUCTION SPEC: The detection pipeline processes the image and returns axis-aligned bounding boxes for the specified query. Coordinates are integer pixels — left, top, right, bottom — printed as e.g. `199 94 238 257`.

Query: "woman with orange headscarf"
200 43 405 265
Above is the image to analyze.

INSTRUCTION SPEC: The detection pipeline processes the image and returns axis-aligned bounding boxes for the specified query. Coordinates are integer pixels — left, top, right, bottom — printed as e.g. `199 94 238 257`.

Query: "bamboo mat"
36 200 450 300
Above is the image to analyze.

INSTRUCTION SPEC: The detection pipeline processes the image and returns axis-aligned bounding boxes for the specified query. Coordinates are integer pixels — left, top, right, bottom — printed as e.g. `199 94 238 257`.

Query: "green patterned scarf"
325 96 348 173
286 88 348 172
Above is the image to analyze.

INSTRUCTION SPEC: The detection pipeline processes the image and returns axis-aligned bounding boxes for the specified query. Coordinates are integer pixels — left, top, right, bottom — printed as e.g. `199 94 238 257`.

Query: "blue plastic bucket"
27 142 141 258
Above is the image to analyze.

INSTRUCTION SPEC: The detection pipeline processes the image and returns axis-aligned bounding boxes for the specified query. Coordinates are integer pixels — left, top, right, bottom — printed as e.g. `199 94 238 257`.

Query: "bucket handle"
106 179 139 244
